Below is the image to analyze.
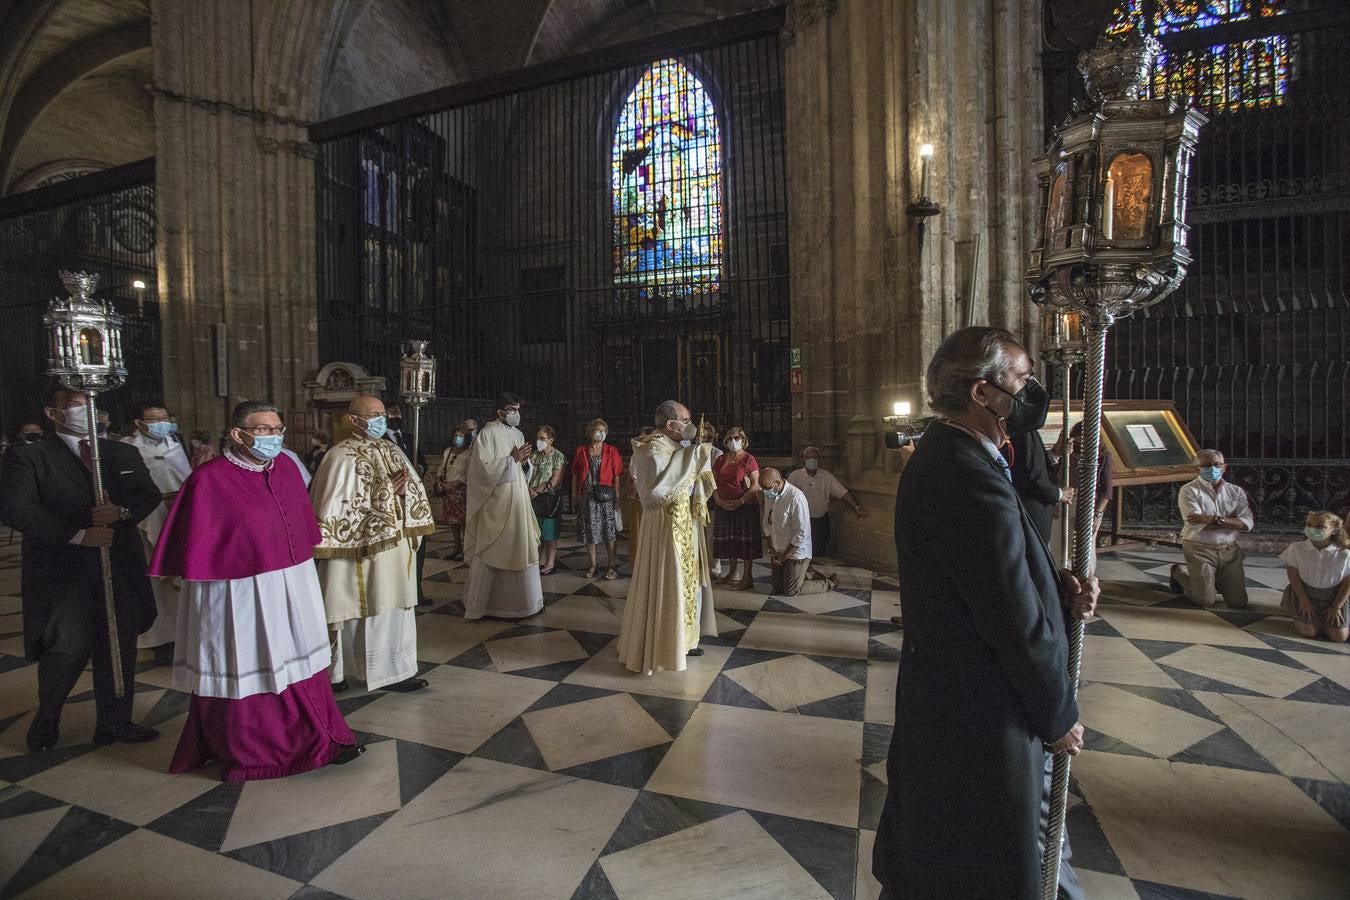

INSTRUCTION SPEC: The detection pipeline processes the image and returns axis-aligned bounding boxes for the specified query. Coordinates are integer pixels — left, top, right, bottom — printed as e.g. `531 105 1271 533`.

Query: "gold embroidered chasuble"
616 433 718 675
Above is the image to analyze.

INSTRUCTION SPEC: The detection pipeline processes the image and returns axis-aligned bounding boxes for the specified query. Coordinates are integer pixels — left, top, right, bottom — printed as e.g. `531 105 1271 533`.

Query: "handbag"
591 483 617 504
532 486 562 519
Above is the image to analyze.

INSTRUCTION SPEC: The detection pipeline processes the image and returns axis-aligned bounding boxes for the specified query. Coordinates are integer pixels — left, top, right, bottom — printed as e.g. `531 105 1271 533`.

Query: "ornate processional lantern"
1026 26 1206 898
398 339 436 467
43 270 130 697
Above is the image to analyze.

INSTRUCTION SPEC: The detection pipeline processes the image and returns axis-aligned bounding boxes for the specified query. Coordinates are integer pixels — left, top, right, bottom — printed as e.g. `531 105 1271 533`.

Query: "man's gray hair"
926 326 1021 417
654 400 684 428
231 400 280 428
1193 448 1223 465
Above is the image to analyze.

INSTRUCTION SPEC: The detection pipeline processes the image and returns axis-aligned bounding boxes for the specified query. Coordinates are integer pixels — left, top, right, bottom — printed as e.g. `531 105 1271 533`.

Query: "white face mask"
727 438 743 452
55 404 91 435
536 439 548 452
804 459 818 472
592 431 607 442
504 411 521 428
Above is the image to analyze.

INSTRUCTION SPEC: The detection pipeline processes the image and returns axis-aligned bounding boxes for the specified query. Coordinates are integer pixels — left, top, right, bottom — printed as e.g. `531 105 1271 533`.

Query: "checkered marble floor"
0 528 1347 899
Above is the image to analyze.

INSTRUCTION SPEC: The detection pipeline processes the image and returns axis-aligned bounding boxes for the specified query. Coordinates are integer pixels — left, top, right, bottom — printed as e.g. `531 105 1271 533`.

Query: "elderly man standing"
785 446 867 556
873 326 1098 900
760 467 834 597
463 393 543 620
1170 449 1254 608
150 401 362 781
617 401 717 674
312 395 434 693
122 402 192 655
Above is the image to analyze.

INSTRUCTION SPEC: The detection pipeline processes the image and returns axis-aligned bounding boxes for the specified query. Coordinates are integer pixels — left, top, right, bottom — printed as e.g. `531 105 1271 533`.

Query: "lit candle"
78 332 91 365
1102 174 1115 240
919 143 934 199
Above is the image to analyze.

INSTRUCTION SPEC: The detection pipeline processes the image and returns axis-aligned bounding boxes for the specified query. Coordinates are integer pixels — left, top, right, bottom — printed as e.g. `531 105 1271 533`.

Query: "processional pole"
1025 27 1205 898
44 271 130 698
1043 310 1086 565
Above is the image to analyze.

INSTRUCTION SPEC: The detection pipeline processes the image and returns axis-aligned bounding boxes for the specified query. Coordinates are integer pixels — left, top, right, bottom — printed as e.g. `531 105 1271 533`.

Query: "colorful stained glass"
1106 1 1291 111
612 59 722 294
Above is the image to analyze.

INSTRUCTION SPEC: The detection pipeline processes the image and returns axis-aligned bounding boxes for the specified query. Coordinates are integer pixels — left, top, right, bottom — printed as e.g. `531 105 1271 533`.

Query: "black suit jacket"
876 421 1076 899
0 435 161 657
1008 429 1061 543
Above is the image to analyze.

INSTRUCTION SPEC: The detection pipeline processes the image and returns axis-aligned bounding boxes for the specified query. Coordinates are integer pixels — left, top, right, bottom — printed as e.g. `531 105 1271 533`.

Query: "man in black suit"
0 384 163 751
873 326 1098 899
1008 428 1072 545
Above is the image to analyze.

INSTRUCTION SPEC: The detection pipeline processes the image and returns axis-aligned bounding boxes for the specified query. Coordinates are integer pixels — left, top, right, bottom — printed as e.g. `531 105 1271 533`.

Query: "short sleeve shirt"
713 451 759 501
527 446 566 490
786 467 847 519
1279 540 1350 590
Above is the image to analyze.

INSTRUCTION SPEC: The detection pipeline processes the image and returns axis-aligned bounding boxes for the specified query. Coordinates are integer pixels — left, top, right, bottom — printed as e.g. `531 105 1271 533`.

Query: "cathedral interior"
0 1 1347 897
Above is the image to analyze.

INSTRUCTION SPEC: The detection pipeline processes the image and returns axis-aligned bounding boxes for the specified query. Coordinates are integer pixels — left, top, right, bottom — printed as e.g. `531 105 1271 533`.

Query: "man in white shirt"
122 403 194 652
1170 449 1254 608
760 468 834 596
785 446 867 556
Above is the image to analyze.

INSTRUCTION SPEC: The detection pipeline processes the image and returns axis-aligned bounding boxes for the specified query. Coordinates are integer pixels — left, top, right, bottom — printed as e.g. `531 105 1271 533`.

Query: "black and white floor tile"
0 529 1347 898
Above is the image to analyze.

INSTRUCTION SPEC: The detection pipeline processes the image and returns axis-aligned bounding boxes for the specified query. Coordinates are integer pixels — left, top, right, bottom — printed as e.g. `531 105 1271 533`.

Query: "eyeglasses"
242 425 286 436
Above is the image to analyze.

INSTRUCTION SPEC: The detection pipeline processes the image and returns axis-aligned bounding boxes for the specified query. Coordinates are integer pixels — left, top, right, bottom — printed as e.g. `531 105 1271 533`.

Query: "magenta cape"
149 454 322 580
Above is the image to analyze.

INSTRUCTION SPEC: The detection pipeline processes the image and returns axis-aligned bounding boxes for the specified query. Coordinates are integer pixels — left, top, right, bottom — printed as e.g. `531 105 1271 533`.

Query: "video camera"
883 415 934 450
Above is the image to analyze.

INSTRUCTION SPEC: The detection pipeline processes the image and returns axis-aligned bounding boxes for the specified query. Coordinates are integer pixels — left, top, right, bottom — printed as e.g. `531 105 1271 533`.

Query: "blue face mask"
1200 465 1224 483
453 435 465 448
146 421 176 440
249 434 284 461
763 488 780 502
1305 527 1329 542
362 415 387 440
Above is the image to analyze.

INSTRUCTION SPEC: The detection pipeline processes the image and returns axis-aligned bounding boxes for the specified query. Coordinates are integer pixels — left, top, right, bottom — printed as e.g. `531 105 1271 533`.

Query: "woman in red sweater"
571 417 624 580
712 425 762 590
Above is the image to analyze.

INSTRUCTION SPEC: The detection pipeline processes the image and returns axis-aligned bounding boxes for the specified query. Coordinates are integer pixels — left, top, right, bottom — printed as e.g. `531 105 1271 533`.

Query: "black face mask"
388 418 403 429
985 376 1050 436
21 433 42 443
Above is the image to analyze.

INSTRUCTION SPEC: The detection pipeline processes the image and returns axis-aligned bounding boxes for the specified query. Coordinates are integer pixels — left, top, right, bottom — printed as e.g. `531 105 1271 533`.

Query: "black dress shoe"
330 743 367 766
686 648 705 657
26 722 59 753
92 722 160 746
382 677 429 693
331 680 349 693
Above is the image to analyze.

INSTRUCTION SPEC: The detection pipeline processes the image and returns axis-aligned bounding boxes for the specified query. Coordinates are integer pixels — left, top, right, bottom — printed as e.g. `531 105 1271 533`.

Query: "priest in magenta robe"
149 401 364 782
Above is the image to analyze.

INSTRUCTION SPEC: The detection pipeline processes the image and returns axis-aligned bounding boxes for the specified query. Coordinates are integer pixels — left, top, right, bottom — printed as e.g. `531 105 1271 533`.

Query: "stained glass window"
1107 1 1291 111
612 59 722 294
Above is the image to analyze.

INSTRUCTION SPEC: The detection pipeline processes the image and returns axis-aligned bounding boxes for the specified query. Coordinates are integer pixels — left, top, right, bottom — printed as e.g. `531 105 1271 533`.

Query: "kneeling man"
760 468 834 596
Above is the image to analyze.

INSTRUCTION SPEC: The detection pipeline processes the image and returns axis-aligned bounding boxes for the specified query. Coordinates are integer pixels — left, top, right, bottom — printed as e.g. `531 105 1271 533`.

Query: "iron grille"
313 15 789 455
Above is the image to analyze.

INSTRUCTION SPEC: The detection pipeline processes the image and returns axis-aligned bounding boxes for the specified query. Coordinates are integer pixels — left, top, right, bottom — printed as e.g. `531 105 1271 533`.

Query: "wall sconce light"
907 142 941 246
131 279 147 290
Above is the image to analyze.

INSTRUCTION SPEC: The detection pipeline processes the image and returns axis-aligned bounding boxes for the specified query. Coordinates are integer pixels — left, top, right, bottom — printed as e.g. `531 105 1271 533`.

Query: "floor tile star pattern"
0 531 1347 898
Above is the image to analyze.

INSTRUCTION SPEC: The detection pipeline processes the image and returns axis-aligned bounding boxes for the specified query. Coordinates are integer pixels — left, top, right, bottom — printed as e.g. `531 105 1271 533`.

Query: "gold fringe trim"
404 523 436 539
313 536 402 560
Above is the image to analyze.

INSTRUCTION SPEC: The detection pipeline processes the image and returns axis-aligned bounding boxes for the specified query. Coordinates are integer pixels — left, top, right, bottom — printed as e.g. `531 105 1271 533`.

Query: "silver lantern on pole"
1026 25 1205 898
398 339 436 469
43 270 130 698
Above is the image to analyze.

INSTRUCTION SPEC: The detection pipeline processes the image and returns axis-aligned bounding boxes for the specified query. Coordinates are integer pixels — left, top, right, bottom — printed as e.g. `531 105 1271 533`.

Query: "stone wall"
785 0 1044 569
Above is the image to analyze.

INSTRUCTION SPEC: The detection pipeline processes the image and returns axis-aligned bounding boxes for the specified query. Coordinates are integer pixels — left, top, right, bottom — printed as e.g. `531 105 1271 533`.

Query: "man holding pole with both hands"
872 327 1099 900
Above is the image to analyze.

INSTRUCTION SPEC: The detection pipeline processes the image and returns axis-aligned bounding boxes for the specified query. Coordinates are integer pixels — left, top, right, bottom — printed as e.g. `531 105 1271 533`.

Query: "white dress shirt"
762 481 813 560
1279 540 1350 590
1177 477 1254 544
786 466 847 519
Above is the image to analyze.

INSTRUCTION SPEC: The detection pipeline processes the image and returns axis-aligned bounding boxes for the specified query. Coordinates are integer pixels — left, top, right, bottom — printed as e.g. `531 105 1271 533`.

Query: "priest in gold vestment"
312 396 435 693
617 400 718 675
463 392 544 620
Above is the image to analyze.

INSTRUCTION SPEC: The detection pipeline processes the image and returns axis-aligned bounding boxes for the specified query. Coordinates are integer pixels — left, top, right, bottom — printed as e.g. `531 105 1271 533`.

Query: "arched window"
1108 1 1291 112
612 59 722 295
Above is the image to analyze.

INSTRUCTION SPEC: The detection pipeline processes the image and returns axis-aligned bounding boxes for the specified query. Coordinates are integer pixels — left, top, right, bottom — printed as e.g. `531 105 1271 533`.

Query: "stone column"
785 0 1044 568
152 0 335 436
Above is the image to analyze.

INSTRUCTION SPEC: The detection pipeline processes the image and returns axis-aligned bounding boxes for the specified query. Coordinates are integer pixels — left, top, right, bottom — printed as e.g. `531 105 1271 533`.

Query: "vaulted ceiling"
0 0 775 196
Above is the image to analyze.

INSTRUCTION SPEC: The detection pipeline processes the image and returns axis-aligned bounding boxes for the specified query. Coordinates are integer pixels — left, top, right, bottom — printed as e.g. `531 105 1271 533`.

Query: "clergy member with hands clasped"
312 395 435 694
872 326 1099 900
149 401 363 781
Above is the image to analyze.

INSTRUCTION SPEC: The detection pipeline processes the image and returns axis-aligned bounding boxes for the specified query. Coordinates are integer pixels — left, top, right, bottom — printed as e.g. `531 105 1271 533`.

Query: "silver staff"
44 271 131 698
1025 27 1205 897
399 339 437 471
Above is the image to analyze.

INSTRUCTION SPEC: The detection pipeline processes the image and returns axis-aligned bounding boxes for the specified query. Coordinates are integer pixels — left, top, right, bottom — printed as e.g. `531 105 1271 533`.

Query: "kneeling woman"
1280 511 1350 643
